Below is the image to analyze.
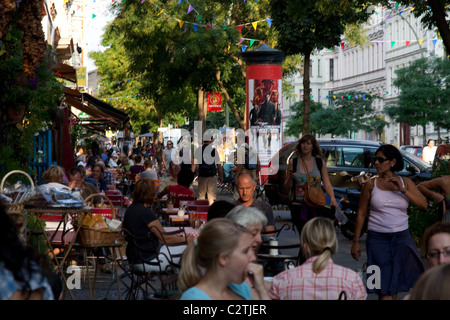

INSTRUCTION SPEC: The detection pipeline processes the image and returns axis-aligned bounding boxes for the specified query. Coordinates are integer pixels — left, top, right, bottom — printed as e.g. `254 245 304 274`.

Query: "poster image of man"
258 93 276 125
248 78 282 165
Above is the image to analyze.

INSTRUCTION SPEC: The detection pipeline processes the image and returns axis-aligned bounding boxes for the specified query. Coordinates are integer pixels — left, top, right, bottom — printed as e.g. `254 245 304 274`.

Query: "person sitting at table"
139 159 158 181
87 164 108 192
178 218 270 300
158 161 180 192
157 168 195 207
93 161 115 190
207 200 235 221
269 217 367 300
67 167 100 206
130 155 145 176
0 203 55 300
123 178 195 273
41 165 70 191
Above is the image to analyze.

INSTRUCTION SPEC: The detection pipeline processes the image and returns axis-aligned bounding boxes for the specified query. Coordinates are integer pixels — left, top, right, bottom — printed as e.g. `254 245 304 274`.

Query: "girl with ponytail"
269 217 367 300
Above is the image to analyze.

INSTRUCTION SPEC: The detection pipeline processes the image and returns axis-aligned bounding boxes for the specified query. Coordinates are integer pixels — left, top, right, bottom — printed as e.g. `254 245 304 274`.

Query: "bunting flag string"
141 0 270 50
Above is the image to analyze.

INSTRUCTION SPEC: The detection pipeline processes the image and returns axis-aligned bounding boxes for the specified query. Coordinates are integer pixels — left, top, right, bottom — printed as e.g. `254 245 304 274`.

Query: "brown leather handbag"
302 158 326 208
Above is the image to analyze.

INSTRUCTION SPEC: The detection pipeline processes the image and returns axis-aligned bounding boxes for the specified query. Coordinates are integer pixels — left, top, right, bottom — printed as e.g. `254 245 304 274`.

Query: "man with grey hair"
234 171 275 233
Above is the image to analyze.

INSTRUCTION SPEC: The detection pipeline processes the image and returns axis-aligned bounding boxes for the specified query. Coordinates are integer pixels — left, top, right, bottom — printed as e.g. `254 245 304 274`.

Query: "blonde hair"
177 218 251 294
409 263 450 300
42 165 65 183
301 217 337 274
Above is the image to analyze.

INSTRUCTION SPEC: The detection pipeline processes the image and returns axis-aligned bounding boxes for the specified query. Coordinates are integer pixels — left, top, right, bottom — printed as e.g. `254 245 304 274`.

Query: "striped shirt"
270 256 367 300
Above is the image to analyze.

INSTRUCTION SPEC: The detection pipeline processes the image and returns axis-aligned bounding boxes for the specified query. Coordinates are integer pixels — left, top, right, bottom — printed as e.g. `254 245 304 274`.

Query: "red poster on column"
207 93 223 112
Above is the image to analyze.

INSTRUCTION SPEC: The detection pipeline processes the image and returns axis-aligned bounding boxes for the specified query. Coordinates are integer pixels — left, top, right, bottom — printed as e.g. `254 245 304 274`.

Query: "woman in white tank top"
350 144 427 300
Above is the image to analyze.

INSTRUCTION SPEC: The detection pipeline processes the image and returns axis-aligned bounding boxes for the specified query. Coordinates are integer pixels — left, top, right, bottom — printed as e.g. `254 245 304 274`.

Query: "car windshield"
400 150 432 170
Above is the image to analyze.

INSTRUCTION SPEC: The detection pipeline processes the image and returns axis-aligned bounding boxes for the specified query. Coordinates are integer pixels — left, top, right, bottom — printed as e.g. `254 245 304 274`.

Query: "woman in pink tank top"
350 144 427 300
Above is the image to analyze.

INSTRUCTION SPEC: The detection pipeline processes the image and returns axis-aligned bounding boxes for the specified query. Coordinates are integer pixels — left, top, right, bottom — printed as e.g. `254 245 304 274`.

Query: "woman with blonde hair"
178 218 269 300
270 217 367 300
41 165 69 190
409 263 450 300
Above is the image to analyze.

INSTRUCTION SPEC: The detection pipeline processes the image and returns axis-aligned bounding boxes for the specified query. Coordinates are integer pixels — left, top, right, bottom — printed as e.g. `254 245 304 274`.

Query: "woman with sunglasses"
351 144 427 300
162 140 174 171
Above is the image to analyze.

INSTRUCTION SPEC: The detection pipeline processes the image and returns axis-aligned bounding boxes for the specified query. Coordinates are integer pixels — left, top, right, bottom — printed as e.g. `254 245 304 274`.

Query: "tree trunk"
302 50 312 135
215 68 245 129
158 117 164 143
422 124 427 147
428 0 450 55
198 86 207 134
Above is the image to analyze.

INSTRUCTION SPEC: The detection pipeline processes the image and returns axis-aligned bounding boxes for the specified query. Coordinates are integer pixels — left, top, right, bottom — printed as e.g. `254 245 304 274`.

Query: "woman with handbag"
284 134 338 238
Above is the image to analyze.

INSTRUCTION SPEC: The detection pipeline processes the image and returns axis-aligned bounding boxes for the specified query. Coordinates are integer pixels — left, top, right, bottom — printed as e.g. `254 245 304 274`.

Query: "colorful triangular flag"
405 40 410 47
266 18 272 27
178 20 184 28
193 23 198 31
237 25 243 33
252 22 258 30
187 4 194 14
433 39 438 46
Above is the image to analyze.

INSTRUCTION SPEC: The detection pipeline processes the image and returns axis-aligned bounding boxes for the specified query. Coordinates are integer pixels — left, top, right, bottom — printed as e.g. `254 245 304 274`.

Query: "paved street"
62 183 407 300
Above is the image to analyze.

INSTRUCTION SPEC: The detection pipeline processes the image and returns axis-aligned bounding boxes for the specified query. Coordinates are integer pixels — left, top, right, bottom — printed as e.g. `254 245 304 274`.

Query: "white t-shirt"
422 146 437 164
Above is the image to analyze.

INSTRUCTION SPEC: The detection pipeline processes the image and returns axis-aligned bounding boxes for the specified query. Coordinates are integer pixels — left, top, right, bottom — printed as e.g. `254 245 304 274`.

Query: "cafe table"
25 205 92 300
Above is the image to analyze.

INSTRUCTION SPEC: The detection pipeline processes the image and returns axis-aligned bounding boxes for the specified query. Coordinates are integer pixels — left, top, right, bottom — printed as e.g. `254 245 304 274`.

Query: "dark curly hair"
375 144 404 172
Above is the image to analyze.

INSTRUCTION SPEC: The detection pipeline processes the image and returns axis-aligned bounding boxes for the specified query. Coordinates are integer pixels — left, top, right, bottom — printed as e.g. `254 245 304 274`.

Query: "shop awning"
53 62 77 83
63 87 129 130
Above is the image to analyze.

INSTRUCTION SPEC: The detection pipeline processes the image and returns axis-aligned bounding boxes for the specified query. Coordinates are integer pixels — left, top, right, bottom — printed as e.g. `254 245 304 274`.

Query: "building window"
318 59 321 77
329 59 334 81
328 91 334 107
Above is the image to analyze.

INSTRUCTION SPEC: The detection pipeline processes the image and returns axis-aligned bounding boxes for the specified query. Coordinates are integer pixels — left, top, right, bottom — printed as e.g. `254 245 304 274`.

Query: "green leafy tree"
285 100 324 137
312 92 387 137
269 0 371 134
385 56 450 145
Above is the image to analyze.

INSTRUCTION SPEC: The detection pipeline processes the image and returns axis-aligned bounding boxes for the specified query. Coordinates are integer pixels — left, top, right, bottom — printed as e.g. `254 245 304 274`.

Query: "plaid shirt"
103 170 115 186
270 256 367 300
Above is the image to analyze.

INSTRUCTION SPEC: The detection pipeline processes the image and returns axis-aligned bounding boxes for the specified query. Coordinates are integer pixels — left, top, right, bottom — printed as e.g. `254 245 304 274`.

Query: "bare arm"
148 219 194 244
351 180 373 261
389 177 428 210
283 159 295 194
418 177 447 203
320 159 338 207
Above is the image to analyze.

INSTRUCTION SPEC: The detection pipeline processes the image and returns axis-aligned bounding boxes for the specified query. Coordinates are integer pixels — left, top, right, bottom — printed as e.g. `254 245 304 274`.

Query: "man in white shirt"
422 139 437 164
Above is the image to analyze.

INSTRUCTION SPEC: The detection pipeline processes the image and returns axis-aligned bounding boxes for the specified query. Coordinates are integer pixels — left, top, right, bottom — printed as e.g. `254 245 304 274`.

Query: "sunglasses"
373 156 390 163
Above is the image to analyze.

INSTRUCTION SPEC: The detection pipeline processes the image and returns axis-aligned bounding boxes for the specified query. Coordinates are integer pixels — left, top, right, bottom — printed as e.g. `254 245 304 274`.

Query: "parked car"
264 139 433 206
399 145 423 159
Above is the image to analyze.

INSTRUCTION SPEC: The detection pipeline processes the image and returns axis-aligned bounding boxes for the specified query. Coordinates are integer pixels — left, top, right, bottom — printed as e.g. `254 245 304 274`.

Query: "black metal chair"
121 226 186 300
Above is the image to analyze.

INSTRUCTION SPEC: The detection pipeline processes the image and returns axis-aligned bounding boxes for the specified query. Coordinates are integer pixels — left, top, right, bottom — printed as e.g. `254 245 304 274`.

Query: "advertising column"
241 44 284 181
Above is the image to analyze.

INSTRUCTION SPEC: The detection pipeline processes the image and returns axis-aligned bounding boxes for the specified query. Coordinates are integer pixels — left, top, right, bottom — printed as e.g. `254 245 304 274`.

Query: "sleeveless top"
368 177 409 233
294 158 321 202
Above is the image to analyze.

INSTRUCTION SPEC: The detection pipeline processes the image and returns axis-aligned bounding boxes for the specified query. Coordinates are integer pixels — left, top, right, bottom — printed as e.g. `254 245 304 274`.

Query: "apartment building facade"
283 5 449 147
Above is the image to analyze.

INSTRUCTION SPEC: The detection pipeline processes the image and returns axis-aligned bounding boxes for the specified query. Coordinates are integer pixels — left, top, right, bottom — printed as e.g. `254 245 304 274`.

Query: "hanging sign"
207 92 223 112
